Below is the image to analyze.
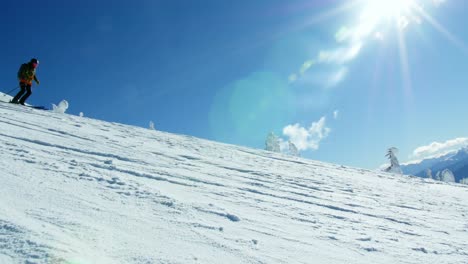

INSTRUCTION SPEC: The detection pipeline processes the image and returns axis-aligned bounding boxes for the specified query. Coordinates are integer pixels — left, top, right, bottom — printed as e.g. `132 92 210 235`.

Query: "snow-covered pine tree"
435 171 441 181
440 169 455 183
384 147 403 174
265 132 281 153
288 141 300 157
425 169 433 179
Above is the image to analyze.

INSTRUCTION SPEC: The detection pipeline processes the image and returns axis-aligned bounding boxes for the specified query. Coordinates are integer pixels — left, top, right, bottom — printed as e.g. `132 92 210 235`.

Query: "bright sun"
364 0 414 18
361 0 416 28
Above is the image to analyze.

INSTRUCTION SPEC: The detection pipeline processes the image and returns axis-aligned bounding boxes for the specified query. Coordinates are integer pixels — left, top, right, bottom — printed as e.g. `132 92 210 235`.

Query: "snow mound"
52 99 69 113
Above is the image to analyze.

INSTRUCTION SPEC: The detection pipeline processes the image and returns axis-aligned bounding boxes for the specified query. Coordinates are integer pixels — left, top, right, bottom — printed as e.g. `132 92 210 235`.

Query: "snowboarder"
11 58 40 105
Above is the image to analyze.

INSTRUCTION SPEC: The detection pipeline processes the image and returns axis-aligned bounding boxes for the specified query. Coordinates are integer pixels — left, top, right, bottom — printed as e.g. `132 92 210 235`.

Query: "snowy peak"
402 147 468 182
0 102 467 264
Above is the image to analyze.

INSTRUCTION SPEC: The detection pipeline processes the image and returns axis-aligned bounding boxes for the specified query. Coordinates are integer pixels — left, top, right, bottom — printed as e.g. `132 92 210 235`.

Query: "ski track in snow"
0 99 467 264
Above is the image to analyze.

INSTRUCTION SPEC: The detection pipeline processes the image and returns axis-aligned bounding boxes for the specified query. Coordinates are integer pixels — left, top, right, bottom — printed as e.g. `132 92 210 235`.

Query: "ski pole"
3 86 19 95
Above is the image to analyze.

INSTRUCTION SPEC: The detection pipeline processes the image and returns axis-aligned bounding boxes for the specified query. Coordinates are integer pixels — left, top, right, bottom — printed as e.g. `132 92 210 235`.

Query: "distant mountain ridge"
402 147 468 182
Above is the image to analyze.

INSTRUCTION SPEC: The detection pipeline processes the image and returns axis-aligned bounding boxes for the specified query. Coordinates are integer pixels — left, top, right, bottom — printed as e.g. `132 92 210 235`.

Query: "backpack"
17 63 35 81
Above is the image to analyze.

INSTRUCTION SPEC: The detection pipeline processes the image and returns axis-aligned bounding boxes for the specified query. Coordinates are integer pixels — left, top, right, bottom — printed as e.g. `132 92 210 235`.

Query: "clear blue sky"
1 0 467 169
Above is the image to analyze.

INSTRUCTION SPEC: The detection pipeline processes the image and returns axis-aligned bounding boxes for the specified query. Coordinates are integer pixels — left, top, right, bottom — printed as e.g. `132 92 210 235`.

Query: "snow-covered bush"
265 132 280 153
460 178 468 185
149 121 155 130
384 147 403 174
52 100 69 114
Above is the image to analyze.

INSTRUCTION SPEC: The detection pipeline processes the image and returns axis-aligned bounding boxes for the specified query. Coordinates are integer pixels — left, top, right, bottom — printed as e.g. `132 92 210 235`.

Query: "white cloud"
335 27 352 43
318 43 363 65
327 67 348 88
333 110 339 119
300 60 314 74
283 117 331 151
411 138 468 160
289 39 361 86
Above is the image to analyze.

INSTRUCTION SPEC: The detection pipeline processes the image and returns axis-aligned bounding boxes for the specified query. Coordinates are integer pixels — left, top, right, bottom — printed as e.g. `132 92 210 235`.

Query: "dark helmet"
30 58 39 64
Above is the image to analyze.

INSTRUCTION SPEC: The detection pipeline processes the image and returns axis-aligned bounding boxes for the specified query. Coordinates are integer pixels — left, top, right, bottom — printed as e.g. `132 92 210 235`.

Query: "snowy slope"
0 98 467 264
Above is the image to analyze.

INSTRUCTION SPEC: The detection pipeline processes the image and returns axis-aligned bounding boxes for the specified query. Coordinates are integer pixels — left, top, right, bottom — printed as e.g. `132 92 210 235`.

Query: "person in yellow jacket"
11 58 40 105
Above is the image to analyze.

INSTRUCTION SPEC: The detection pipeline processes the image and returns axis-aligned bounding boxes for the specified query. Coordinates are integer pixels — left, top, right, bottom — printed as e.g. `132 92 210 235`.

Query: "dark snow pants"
11 82 32 105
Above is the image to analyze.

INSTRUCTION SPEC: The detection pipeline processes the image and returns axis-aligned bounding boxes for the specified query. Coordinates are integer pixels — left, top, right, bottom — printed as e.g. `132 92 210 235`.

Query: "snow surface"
0 96 467 264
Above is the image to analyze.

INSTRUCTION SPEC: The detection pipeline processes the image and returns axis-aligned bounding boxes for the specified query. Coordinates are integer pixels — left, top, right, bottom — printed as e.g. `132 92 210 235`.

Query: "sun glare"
370 0 413 17
361 0 415 27
291 0 461 95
